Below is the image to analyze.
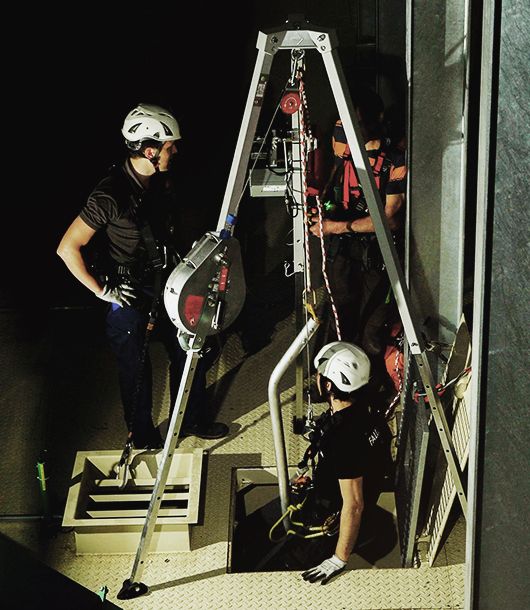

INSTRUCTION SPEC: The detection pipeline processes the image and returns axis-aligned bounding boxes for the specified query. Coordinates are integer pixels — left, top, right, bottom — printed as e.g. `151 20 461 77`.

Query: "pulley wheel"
280 92 301 115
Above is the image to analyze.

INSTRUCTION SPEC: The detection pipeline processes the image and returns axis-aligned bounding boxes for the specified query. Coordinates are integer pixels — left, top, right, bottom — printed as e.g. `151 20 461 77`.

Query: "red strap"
342 150 386 208
218 267 229 292
373 151 386 190
373 151 386 175
343 160 361 209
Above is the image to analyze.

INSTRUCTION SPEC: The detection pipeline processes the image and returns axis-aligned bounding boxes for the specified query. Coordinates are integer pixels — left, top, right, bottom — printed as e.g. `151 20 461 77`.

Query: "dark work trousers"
326 235 390 357
105 304 208 444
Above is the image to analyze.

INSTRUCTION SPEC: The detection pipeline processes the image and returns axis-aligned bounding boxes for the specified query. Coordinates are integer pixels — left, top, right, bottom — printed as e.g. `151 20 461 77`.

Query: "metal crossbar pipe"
268 316 320 526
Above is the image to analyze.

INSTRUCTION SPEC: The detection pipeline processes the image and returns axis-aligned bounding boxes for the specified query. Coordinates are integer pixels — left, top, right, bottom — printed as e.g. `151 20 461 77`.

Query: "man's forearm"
348 209 401 234
57 245 102 295
348 216 375 233
311 212 399 238
315 217 376 235
334 505 363 563
57 217 102 295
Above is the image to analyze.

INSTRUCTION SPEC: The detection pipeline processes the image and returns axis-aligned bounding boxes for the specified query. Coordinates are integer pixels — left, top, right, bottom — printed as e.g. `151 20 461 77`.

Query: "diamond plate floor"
0 308 464 609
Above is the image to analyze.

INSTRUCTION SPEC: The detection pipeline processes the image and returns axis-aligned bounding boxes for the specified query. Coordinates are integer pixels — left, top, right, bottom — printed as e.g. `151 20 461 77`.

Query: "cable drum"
164 233 246 335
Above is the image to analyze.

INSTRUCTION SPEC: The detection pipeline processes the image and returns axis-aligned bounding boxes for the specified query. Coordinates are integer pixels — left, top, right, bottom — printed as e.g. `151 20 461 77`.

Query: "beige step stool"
62 449 203 555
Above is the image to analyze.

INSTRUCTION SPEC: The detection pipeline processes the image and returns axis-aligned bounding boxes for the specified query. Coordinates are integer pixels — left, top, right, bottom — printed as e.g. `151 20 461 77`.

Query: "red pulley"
280 91 301 115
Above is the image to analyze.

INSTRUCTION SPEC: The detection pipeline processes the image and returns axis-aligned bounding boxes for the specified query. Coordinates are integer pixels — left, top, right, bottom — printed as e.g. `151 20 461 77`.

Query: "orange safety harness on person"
342 150 388 209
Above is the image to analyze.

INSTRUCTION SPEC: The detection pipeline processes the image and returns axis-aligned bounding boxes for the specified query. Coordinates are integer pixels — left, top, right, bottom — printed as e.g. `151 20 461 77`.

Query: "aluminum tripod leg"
318 43 468 515
117 348 200 599
216 32 274 232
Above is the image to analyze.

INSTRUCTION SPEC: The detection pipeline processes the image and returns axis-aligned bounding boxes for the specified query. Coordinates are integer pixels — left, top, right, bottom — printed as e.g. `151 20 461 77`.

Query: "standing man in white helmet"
298 341 392 584
57 103 229 448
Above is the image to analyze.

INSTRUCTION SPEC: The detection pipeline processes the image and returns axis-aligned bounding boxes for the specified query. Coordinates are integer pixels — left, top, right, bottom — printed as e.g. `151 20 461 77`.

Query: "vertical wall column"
407 1 469 353
467 1 530 608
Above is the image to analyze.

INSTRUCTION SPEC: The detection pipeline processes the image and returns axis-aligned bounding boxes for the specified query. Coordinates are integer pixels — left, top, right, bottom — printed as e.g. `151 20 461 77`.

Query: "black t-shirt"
80 160 180 273
80 160 145 265
312 402 390 516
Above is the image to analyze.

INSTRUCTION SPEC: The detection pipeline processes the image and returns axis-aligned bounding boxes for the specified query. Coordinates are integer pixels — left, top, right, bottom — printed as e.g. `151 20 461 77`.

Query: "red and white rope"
315 195 342 341
298 77 312 295
298 74 342 340
298 78 313 140
297 71 318 409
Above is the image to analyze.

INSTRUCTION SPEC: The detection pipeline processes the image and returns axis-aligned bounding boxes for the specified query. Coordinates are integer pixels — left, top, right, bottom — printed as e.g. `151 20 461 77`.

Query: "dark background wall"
4 3 255 308
2 1 406 310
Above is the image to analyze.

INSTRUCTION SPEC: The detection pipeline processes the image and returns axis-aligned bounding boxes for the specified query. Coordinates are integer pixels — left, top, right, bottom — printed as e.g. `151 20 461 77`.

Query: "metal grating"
395 356 431 567
425 321 471 565
48 547 463 610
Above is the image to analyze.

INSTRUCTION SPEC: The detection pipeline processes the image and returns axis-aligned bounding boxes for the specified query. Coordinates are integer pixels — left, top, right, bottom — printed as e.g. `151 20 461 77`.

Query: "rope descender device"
280 91 301 115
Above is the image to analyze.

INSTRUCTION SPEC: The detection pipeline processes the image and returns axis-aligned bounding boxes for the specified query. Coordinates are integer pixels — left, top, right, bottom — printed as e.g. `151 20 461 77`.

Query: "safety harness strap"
341 150 388 209
112 167 170 440
137 220 166 273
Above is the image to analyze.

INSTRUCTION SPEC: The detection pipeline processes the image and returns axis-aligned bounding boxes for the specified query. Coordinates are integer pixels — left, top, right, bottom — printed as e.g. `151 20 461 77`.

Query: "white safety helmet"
313 341 371 393
121 103 181 145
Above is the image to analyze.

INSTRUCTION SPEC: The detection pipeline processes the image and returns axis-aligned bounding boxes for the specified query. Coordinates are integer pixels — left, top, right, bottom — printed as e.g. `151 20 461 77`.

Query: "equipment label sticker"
254 74 268 106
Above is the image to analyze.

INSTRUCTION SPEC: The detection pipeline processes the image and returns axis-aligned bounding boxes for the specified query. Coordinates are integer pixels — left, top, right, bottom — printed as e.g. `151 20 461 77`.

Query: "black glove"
97 283 136 307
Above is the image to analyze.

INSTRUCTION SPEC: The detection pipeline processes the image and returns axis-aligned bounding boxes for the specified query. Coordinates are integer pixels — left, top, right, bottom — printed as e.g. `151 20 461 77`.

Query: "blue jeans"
105 304 208 442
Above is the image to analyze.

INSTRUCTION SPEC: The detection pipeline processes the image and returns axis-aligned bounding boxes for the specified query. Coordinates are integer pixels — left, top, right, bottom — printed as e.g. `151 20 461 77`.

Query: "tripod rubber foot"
117 579 149 600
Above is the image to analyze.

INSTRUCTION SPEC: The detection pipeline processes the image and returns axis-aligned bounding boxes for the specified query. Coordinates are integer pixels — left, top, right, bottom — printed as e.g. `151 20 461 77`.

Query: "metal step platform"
62 449 203 554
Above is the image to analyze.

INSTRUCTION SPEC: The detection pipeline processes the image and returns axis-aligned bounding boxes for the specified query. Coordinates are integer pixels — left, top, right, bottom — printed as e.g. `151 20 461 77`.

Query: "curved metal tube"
267 316 320 528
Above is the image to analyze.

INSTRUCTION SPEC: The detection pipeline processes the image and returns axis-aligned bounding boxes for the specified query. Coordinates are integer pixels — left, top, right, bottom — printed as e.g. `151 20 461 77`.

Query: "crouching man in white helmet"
301 341 391 584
